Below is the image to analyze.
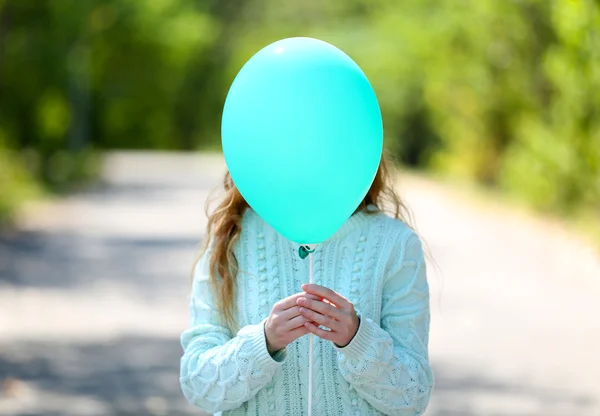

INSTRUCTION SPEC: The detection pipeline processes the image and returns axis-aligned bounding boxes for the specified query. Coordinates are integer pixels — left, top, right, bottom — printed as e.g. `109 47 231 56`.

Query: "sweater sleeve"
179 248 288 413
332 229 434 416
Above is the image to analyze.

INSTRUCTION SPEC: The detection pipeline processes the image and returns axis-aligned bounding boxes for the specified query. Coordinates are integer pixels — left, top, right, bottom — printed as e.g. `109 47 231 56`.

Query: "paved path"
1 152 599 416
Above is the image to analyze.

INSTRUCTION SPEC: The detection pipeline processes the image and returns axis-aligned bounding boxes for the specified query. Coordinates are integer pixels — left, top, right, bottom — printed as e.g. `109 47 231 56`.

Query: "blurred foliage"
0 0 598 222
0 140 39 222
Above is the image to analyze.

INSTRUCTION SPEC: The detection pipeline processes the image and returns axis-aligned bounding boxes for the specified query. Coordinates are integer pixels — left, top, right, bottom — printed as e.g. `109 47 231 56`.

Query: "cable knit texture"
180 207 434 415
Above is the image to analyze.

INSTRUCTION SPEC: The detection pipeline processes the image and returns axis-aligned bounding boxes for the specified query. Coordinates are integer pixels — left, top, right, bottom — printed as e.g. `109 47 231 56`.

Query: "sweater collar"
327 204 378 241
248 204 378 244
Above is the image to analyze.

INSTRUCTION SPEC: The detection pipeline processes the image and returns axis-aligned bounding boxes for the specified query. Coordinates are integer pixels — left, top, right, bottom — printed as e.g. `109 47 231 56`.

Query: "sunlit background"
1 1 599 415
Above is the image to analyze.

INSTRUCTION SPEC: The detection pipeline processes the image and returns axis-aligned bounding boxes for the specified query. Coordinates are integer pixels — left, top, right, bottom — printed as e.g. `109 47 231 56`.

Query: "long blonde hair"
192 152 414 334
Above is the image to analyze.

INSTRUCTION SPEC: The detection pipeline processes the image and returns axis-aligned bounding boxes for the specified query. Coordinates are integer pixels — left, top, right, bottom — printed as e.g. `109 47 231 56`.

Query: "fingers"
276 292 323 311
304 322 335 341
288 325 309 339
299 306 341 331
303 293 323 302
280 293 323 318
279 305 302 321
279 304 319 323
283 314 316 331
301 284 351 311
297 297 342 321
275 293 304 311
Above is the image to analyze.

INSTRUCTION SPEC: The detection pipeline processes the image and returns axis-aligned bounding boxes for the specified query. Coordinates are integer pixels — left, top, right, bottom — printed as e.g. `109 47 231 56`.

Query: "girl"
179 154 434 416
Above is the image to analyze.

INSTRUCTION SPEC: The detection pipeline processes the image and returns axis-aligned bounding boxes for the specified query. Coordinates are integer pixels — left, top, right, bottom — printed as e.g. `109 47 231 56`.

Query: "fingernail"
299 307 305 313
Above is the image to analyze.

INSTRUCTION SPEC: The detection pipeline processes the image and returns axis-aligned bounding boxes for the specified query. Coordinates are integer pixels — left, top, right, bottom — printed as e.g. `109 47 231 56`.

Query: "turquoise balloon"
222 37 383 244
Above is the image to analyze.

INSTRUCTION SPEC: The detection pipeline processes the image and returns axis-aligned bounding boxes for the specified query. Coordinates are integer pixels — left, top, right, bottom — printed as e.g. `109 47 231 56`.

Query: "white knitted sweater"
180 207 434 415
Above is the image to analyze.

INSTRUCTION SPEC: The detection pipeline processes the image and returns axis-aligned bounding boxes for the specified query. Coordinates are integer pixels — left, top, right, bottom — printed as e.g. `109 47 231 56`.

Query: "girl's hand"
265 292 323 354
297 283 360 348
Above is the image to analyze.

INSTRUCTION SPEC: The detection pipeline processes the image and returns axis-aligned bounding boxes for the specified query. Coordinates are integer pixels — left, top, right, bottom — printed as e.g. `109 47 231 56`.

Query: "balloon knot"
298 245 315 259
